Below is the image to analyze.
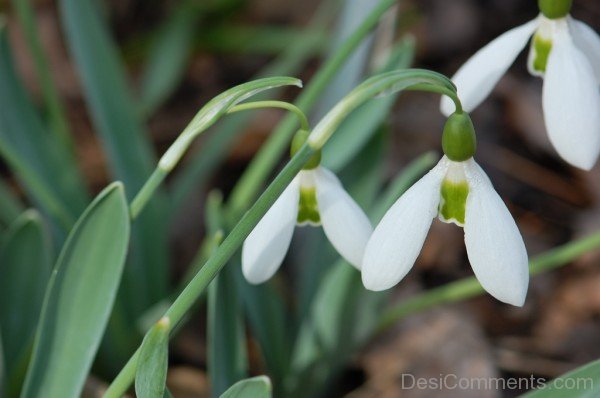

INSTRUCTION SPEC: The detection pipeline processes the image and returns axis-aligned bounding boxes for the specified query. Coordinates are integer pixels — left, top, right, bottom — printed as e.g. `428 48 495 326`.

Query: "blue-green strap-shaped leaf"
0 23 88 227
139 0 201 116
135 317 170 398
58 0 156 190
522 359 600 398
20 182 130 398
206 193 248 397
0 210 51 397
219 376 272 398
58 0 169 327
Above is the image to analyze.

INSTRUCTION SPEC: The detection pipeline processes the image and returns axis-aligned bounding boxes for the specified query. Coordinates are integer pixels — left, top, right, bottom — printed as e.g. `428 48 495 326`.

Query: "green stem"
129 168 167 219
406 83 462 113
227 101 310 132
103 144 316 397
377 230 600 332
225 0 400 219
128 97 305 219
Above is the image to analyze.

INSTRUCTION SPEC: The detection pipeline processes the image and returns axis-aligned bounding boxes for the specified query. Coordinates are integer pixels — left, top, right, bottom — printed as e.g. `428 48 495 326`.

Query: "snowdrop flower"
440 0 600 170
362 113 529 306
242 131 372 284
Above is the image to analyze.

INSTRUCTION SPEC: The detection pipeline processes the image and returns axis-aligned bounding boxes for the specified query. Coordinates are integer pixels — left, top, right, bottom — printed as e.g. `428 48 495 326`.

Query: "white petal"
361 158 448 291
463 161 529 306
569 18 600 83
441 18 539 115
314 167 373 269
542 25 600 170
242 178 299 284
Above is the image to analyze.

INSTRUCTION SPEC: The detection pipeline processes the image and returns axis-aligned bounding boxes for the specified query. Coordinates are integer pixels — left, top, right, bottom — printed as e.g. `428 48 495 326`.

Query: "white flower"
242 166 372 284
440 14 600 170
361 156 529 306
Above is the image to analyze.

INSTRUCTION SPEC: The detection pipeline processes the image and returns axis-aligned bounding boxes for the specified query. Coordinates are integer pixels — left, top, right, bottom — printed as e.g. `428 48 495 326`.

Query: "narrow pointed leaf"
139 1 200 115
206 194 247 396
135 317 170 398
11 0 75 151
0 210 51 397
220 376 272 398
58 0 169 339
21 182 130 398
0 23 87 228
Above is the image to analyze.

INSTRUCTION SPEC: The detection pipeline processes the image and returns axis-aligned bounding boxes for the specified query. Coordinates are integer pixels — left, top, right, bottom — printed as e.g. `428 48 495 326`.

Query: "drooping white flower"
440 10 600 170
361 156 529 306
242 166 372 284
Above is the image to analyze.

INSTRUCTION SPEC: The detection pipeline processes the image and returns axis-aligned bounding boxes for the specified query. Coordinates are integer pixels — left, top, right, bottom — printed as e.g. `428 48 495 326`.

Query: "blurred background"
2 0 600 397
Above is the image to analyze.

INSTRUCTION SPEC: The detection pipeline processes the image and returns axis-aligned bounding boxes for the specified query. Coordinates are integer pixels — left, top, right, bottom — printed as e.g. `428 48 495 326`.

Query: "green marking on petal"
297 186 320 226
532 34 553 74
439 179 469 226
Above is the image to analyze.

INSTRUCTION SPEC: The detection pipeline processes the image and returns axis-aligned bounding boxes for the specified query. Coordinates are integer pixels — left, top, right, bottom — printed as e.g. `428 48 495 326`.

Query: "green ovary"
439 180 469 226
297 187 320 226
532 34 553 74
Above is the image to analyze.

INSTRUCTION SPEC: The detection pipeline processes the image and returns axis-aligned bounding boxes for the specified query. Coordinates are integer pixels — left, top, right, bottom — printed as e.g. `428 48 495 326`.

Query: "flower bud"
442 112 477 162
291 129 321 169
538 0 572 19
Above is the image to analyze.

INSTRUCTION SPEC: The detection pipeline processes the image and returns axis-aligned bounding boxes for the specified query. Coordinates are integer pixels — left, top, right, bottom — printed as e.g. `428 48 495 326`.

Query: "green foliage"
220 376 272 398
58 0 170 320
0 1 598 397
136 318 171 398
0 211 51 397
0 24 87 230
139 1 201 115
206 194 248 396
21 183 130 398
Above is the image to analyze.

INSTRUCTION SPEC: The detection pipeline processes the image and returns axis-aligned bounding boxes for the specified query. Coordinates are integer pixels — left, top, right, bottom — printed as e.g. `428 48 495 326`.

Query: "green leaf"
206 194 247 397
235 278 291 392
0 22 87 228
11 0 75 152
0 210 51 397
208 265 248 397
522 359 600 398
135 317 170 398
220 376 272 398
139 1 200 115
58 0 169 344
20 182 131 398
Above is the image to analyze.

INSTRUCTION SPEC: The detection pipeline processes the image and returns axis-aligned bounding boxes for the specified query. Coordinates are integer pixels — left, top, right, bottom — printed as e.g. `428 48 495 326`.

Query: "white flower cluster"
242 2 599 307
